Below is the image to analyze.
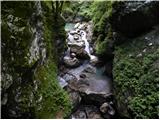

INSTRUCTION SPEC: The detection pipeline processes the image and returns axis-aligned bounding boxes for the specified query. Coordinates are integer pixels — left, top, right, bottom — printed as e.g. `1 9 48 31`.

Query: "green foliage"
113 36 159 118
36 3 71 118
91 1 113 33
61 1 93 21
34 59 71 118
95 27 113 55
96 38 107 55
88 1 114 56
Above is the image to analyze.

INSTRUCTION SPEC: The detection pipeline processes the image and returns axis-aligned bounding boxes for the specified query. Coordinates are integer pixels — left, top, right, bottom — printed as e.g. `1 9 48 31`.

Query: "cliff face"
1 1 71 118
91 1 159 118
111 2 159 118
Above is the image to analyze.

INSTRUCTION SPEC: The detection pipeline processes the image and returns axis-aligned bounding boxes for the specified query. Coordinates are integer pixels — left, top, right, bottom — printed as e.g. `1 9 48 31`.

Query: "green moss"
113 34 159 118
95 27 113 55
36 3 71 118
91 1 113 33
96 38 107 55
34 59 71 118
2 1 71 119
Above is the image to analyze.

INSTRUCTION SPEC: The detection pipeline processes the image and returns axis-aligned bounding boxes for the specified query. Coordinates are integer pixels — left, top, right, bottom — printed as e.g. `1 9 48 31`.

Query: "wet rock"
69 91 81 110
68 42 85 54
58 76 68 88
100 102 109 113
68 42 90 59
70 52 76 58
71 65 113 105
71 105 103 119
85 105 103 119
100 102 115 118
90 55 99 65
83 65 96 74
78 50 90 59
75 79 112 105
67 77 79 91
63 56 81 68
62 73 77 82
79 73 87 79
72 109 87 119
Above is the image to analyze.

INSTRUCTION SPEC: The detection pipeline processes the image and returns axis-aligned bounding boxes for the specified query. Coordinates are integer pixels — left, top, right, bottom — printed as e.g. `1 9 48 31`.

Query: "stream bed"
58 22 115 119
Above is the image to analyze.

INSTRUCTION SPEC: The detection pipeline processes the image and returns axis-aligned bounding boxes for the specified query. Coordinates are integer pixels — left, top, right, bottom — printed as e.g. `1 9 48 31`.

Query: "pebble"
148 43 153 46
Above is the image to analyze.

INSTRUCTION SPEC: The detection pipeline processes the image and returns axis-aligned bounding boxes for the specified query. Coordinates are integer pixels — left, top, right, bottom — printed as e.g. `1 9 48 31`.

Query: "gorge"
1 1 159 119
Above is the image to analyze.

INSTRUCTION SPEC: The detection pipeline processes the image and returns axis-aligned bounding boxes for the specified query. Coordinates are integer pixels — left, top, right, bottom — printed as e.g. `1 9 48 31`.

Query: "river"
58 22 115 119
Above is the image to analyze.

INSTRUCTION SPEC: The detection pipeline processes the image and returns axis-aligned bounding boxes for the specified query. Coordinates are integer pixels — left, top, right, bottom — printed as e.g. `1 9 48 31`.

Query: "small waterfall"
81 30 97 61
81 31 90 55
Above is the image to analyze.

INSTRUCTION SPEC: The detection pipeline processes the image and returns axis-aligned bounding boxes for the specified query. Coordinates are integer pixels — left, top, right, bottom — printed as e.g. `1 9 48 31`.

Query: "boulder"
100 102 116 118
77 50 90 59
68 42 90 59
63 56 81 68
67 65 113 105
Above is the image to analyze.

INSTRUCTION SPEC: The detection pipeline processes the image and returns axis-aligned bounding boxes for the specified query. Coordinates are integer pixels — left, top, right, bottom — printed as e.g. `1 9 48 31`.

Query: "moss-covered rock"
89 1 159 118
1 1 71 118
34 58 71 118
113 27 159 118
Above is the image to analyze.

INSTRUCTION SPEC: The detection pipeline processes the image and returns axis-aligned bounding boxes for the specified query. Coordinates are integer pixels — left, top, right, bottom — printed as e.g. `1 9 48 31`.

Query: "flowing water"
59 22 114 118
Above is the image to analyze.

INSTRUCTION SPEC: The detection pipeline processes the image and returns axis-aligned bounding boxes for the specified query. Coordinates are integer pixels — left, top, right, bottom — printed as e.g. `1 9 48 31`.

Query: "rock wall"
91 1 159 118
1 1 71 118
111 1 159 118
